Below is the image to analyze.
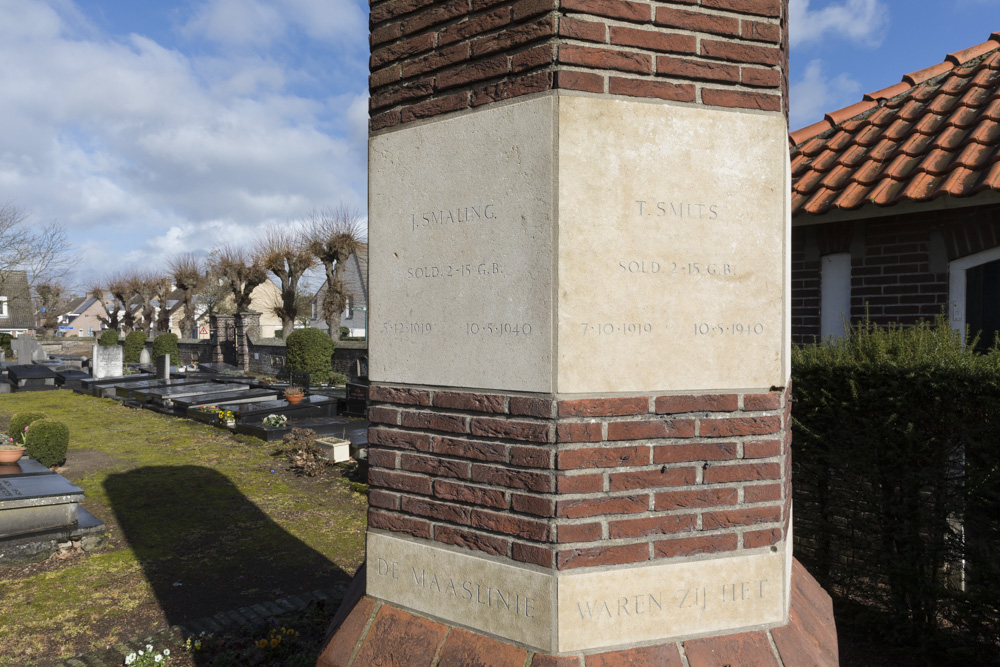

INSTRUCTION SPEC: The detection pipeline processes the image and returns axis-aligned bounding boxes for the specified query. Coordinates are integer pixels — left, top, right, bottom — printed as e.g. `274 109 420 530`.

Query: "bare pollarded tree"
169 253 202 338
35 280 67 336
89 282 121 333
306 205 364 341
0 201 73 310
121 269 171 336
106 273 136 334
257 225 315 340
210 244 267 314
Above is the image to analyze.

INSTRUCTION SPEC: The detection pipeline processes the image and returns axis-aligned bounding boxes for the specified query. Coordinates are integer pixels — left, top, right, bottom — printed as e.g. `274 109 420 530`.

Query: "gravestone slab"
10 336 41 363
92 344 124 380
199 362 239 374
0 378 10 394
113 377 212 401
30 346 48 362
173 388 279 412
6 365 58 391
344 382 368 417
155 354 170 380
0 474 84 538
0 458 54 478
54 369 91 390
135 382 250 406
139 348 151 365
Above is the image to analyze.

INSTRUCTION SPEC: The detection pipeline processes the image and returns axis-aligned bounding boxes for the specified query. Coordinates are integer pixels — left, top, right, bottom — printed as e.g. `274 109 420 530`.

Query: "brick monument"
319 0 838 664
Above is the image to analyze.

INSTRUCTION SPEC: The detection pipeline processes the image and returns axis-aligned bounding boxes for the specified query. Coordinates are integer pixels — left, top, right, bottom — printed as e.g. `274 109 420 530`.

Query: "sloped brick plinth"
317 559 837 666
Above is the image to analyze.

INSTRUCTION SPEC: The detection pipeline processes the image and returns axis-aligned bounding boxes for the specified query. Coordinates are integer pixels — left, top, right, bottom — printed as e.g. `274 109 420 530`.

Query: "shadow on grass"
105 465 351 662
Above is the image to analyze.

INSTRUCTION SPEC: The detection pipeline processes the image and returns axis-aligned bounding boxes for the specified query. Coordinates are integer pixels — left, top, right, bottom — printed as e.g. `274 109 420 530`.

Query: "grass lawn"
0 390 368 666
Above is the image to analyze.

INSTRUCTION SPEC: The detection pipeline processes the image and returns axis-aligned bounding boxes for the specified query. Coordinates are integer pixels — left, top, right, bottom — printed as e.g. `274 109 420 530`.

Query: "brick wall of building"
366 384 791 571
369 0 790 131
791 204 1000 345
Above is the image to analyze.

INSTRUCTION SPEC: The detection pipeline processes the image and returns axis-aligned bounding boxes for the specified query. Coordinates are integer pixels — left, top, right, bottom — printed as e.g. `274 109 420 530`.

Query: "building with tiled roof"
0 270 36 336
790 32 1000 345
309 245 369 338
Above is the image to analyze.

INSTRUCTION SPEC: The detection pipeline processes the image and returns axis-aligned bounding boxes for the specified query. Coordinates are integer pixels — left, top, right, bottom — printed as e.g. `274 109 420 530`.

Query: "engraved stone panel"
555 548 787 651
366 531 555 650
369 96 555 393
92 344 123 380
367 531 788 653
557 96 789 393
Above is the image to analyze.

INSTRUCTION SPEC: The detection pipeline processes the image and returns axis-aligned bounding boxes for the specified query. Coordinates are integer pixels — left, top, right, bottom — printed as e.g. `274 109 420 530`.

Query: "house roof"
312 245 369 308
791 32 1000 218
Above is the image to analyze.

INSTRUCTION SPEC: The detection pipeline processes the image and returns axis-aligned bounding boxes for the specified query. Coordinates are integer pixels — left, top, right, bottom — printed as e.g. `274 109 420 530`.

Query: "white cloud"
790 59 862 130
789 0 890 48
0 0 368 288
181 0 366 49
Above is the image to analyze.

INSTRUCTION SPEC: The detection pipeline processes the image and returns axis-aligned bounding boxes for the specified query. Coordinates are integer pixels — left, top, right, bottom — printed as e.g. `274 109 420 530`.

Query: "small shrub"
285 328 335 384
97 329 120 346
9 412 47 444
0 332 12 357
24 419 69 467
328 372 349 386
123 330 147 363
339 326 350 339
152 333 180 361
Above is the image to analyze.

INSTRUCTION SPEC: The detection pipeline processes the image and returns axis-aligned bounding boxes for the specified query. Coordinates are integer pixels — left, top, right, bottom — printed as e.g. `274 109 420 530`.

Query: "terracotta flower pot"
0 446 26 464
285 393 304 405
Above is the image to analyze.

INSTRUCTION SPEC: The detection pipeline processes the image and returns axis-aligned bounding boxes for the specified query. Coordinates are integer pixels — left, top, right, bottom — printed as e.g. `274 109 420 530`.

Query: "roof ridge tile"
824 99 878 126
947 39 1000 66
863 81 912 102
789 119 833 147
903 61 954 86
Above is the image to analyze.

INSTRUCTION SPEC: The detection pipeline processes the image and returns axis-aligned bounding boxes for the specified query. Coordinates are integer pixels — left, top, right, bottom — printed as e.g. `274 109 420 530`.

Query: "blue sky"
0 0 997 288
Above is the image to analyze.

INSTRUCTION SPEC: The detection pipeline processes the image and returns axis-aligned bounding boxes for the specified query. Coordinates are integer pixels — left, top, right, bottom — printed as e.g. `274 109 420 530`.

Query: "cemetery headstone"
11 336 40 363
30 346 49 362
91 344 124 380
319 0 836 664
155 353 170 380
139 348 151 365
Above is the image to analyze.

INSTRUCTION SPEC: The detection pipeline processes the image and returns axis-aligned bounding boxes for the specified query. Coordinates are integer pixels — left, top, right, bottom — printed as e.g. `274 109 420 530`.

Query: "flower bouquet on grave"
217 409 237 427
262 414 288 428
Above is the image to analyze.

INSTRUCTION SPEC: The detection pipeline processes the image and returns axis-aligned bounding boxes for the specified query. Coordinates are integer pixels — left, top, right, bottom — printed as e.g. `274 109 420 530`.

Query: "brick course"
368 0 790 130
366 383 791 569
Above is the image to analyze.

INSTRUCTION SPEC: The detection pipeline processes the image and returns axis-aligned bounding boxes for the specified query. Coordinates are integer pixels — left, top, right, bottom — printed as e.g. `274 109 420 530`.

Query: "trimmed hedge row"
793 317 1000 655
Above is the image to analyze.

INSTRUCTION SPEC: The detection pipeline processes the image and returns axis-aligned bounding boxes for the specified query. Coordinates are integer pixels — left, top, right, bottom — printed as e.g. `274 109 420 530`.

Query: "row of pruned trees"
90 206 364 341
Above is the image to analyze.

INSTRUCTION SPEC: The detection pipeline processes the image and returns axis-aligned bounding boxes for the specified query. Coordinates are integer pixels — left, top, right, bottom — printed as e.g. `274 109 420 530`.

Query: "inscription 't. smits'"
635 201 720 220
411 204 496 231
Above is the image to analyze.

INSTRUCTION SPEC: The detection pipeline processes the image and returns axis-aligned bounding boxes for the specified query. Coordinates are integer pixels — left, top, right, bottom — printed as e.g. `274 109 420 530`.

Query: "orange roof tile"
791 32 1000 216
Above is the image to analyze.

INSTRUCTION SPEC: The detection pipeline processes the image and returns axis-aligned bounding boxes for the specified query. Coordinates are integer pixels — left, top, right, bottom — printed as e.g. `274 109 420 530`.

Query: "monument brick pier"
319 0 838 663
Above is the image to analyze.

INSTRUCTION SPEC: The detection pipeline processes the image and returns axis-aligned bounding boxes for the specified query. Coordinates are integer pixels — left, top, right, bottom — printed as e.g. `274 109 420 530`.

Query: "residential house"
308 245 369 338
0 270 36 336
790 34 1000 346
56 296 109 337
169 278 285 339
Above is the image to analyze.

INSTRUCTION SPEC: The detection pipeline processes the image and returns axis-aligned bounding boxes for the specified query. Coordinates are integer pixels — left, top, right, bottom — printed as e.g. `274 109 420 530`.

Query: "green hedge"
24 419 69 468
152 333 180 361
285 328 335 384
123 330 146 363
793 317 1000 655
97 329 120 346
9 412 47 445
0 332 12 358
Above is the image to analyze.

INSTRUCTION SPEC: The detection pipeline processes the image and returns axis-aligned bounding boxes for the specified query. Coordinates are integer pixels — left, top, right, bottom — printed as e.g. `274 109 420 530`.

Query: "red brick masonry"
369 0 790 130
317 558 837 666
367 384 792 571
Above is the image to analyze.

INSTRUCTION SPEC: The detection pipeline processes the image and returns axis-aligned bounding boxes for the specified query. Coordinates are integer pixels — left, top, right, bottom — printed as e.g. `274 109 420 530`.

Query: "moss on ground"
0 391 367 665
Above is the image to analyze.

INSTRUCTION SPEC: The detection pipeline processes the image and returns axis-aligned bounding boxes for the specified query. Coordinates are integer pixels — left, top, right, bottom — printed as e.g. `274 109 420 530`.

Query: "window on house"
820 253 852 338
345 297 353 320
964 258 1000 350
311 301 317 320
0 297 7 318
949 247 1000 349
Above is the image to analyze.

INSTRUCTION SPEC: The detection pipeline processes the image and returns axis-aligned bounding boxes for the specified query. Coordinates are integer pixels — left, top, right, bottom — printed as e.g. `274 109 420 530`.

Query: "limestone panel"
556 96 789 393
556 548 787 652
369 97 556 393
366 531 556 651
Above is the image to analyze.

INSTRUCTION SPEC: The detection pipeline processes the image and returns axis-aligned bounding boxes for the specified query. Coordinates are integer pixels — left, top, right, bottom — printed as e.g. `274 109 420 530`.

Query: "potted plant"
284 386 305 405
0 442 26 464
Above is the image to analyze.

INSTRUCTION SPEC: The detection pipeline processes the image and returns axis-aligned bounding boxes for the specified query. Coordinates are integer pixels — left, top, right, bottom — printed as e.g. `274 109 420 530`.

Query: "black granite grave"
172 388 280 414
199 362 240 374
78 373 153 396
233 417 355 442
0 461 106 561
189 394 337 429
343 382 369 417
133 382 251 406
55 369 91 390
0 458 53 478
6 365 60 392
114 377 219 401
